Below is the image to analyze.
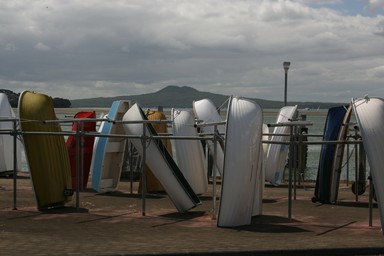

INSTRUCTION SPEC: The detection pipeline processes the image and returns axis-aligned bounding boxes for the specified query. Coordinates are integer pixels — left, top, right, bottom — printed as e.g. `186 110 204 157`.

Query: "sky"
1 0 384 103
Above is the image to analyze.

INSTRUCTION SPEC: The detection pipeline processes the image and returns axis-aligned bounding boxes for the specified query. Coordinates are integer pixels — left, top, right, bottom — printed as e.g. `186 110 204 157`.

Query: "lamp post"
283 61 290 106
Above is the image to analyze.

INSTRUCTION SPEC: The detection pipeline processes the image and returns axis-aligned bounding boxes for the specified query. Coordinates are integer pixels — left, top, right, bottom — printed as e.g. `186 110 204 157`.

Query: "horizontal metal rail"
262 140 362 145
268 121 313 127
5 115 369 223
194 121 226 128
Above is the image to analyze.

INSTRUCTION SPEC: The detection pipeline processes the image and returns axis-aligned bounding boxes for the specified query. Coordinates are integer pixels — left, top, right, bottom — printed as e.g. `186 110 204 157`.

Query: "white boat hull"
265 105 298 186
123 103 201 213
0 93 22 173
352 97 384 233
172 109 208 195
218 97 263 227
193 98 225 176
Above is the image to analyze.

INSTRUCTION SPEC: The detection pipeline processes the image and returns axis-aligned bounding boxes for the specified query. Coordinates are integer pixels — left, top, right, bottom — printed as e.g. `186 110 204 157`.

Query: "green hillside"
70 85 344 109
2 85 345 109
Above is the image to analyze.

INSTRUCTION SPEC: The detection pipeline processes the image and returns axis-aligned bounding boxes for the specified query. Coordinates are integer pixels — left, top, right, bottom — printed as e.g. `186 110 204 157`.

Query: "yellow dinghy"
19 91 72 210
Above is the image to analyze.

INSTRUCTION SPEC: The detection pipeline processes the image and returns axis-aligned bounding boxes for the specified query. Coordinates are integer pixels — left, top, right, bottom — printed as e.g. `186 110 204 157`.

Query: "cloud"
367 65 384 78
34 43 51 51
1 0 384 103
365 0 384 13
5 44 16 51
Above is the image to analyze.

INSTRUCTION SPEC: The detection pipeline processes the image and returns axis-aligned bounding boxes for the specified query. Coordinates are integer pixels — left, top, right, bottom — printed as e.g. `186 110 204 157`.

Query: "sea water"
263 108 363 184
16 107 364 184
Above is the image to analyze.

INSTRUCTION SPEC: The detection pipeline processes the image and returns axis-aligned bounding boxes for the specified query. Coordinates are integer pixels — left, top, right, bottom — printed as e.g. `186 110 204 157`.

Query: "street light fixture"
283 61 291 106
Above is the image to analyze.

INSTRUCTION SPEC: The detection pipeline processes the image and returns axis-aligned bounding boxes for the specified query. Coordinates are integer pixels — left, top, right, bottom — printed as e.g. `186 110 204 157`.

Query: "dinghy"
66 111 96 189
19 91 72 210
192 98 225 176
218 97 263 227
123 103 200 212
0 93 22 175
265 105 298 185
91 100 130 193
137 110 168 193
352 96 384 234
172 108 208 195
329 105 353 203
313 105 347 203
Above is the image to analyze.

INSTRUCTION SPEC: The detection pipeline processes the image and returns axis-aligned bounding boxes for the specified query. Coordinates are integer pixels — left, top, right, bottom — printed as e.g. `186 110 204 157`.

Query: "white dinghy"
123 103 201 213
193 98 226 176
218 97 264 227
171 109 208 195
352 96 384 234
0 93 23 174
265 105 298 186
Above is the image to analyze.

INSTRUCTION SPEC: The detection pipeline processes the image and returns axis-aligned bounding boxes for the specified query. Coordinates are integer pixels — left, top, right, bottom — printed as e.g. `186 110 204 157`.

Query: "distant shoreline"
53 107 328 118
14 106 328 118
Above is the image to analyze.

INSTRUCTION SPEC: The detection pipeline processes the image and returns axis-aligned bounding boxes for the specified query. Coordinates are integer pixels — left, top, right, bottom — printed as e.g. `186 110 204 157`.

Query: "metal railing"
0 116 375 226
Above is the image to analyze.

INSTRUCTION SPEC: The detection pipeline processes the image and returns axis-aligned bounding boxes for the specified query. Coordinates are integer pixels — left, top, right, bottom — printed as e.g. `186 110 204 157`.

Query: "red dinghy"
66 111 96 190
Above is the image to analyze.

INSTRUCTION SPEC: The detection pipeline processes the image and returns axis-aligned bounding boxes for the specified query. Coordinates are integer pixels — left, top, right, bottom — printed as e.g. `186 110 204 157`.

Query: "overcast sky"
1 0 384 103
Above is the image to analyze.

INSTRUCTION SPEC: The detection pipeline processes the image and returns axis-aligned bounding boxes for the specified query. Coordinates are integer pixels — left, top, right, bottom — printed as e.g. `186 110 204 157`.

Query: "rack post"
80 121 85 191
212 125 218 220
267 120 312 221
12 119 18 210
75 121 80 209
288 125 293 221
369 175 373 227
129 142 134 194
346 136 350 186
141 123 147 216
